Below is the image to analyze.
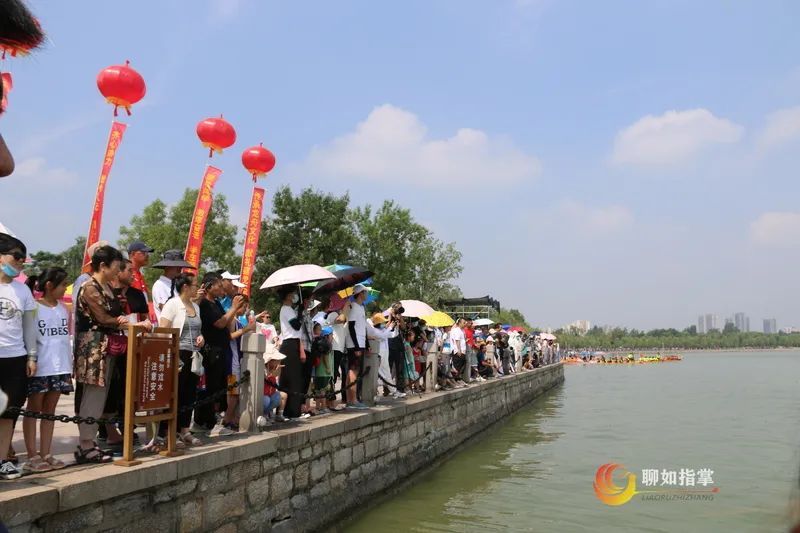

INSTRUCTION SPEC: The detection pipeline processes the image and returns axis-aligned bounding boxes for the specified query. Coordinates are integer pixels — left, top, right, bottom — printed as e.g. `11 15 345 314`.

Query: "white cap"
232 279 246 288
221 271 241 280
352 284 367 296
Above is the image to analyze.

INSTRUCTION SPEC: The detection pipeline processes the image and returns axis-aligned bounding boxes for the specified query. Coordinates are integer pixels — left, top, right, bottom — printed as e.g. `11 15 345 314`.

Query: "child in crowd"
22 268 72 472
404 330 420 392
258 351 287 427
311 323 334 414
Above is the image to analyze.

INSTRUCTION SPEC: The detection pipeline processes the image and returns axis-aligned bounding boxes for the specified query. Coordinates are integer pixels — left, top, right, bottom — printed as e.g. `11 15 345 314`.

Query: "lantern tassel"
124 106 132 116
113 105 119 117
208 147 213 158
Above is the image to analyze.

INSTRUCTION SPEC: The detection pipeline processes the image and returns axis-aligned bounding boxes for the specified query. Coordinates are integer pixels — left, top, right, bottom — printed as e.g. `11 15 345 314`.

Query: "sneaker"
274 414 287 422
0 460 22 480
212 424 234 436
299 413 311 419
347 402 369 410
256 416 272 428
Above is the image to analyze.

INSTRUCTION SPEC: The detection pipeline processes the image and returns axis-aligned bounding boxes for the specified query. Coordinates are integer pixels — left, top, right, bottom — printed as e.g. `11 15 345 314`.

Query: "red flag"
239 187 265 296
83 121 127 265
185 166 222 269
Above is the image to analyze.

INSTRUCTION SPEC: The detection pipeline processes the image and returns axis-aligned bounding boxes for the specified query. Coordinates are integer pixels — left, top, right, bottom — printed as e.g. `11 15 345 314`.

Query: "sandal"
74 445 113 464
23 454 53 473
180 432 201 446
42 454 66 470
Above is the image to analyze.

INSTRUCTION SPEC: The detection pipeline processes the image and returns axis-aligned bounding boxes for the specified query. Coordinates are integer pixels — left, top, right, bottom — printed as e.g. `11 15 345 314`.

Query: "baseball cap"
232 280 246 288
221 271 241 280
128 240 154 254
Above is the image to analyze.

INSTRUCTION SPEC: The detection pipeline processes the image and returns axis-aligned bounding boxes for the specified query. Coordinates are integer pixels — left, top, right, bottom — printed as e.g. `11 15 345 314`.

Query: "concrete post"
238 332 266 433
426 343 437 391
362 346 379 406
462 348 471 382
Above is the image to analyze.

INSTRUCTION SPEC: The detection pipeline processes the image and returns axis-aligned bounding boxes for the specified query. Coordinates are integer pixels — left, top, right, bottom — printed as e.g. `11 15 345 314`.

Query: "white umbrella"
259 264 336 290
0 222 16 237
538 333 557 341
472 318 495 327
385 299 435 318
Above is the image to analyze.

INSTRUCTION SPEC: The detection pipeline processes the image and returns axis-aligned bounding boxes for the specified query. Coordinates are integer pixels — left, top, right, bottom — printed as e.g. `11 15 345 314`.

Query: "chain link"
6 371 251 425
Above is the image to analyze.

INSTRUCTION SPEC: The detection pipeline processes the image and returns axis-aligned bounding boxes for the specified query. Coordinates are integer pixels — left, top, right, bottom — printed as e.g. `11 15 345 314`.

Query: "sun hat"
221 271 241 280
371 312 387 325
153 249 194 269
486 337 495 343
352 283 367 296
263 349 286 364
489 328 497 335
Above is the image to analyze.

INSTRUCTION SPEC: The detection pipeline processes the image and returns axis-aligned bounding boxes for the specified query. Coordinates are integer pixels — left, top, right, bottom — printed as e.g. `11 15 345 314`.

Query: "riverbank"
0 364 564 532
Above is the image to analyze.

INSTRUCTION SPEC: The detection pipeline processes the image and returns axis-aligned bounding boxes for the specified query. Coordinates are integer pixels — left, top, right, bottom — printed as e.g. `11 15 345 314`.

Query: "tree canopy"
118 188 240 286
556 327 800 350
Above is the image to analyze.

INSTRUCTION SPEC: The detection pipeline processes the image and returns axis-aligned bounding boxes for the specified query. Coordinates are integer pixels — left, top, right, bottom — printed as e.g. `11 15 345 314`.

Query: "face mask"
291 293 300 305
1 262 20 278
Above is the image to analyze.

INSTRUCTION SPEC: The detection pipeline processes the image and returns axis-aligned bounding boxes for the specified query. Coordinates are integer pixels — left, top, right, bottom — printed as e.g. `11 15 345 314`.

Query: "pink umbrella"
327 293 347 312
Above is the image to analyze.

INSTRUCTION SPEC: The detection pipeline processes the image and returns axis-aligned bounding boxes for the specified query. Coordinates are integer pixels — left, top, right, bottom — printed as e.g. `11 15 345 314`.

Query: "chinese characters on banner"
83 121 128 264
184 166 222 269
239 187 265 296
137 339 174 411
641 468 714 488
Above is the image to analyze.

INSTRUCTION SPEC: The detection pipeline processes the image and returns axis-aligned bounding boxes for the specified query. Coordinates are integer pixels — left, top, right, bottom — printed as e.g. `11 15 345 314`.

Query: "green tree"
490 308 531 328
350 200 463 305
250 186 357 311
25 236 86 282
118 188 240 286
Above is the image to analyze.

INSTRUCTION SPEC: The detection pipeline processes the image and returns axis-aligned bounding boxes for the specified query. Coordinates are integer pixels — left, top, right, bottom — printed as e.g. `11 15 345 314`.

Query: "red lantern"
241 143 276 182
196 115 236 158
96 60 146 116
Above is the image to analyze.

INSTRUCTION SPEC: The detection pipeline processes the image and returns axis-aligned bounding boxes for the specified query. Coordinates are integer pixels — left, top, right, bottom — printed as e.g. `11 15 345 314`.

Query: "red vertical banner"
239 187 265 296
83 121 128 264
184 166 223 269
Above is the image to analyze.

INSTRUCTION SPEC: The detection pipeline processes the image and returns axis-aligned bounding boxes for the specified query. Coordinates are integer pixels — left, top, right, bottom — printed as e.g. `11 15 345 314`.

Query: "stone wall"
0 363 564 533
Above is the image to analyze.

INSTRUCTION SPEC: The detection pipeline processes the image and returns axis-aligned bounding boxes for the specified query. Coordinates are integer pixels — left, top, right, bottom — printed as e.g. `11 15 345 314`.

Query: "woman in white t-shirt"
0 233 38 480
22 268 73 473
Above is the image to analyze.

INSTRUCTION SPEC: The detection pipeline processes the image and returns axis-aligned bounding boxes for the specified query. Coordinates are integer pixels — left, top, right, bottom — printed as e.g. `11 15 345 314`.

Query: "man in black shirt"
195 273 243 434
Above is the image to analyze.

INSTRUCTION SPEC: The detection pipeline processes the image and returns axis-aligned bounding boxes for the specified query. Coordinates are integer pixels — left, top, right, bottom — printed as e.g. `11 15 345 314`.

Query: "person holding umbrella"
278 286 306 419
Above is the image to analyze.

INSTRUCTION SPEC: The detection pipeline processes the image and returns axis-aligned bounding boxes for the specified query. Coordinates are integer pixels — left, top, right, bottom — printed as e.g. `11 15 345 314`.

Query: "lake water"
342 351 800 532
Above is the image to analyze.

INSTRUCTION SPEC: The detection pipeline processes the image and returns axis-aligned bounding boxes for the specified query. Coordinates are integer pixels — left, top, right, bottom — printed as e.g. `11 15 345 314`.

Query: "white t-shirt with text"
0 280 36 358
34 302 72 376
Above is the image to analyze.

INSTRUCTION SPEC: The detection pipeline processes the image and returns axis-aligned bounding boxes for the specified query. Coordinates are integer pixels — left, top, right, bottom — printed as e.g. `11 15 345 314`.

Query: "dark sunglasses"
4 250 25 261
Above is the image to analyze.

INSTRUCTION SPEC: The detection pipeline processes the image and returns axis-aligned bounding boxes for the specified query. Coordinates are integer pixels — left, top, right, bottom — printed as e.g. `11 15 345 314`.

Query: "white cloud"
756 106 800 151
305 104 541 187
556 201 634 235
750 212 800 247
612 109 743 166
13 157 78 186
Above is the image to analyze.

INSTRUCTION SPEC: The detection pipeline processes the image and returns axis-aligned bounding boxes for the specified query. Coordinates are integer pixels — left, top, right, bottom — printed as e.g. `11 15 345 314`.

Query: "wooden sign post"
116 325 182 467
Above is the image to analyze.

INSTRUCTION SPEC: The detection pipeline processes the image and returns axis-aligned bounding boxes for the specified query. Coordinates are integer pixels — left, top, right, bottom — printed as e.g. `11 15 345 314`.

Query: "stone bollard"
362 346 379 406
462 348 472 382
238 332 266 433
426 343 437 391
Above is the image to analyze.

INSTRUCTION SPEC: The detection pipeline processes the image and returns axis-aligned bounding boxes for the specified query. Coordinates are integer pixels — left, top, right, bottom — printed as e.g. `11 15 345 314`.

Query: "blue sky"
2 0 799 330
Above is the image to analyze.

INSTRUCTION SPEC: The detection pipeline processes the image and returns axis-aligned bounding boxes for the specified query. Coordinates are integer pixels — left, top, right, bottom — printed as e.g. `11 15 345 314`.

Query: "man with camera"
386 302 408 399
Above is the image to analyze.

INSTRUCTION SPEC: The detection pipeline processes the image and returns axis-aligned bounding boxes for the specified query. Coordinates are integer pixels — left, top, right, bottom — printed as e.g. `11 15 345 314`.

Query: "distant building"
734 312 749 332
780 327 799 334
724 317 734 329
565 320 591 335
704 314 719 332
763 318 778 334
697 315 705 334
